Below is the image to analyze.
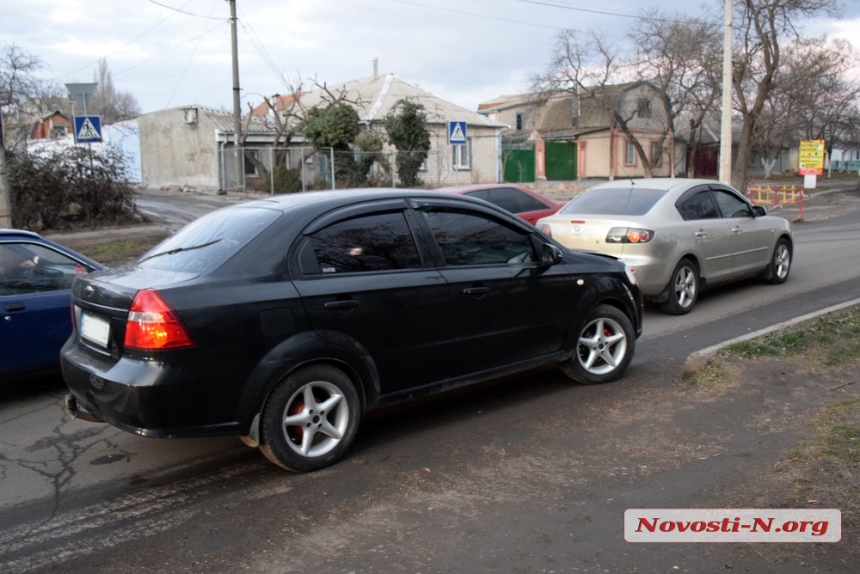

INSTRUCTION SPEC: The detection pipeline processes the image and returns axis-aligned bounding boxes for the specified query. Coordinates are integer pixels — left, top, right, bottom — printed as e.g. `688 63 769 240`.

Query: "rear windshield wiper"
138 239 222 263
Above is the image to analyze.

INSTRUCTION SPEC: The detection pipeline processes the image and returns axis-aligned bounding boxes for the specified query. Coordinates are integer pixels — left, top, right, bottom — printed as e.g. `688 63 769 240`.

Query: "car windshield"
139 207 280 273
560 187 668 216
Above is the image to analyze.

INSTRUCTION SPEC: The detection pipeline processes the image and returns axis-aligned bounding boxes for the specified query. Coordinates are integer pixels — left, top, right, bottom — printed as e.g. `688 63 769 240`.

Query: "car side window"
713 189 753 218
306 211 422 274
490 188 549 214
420 208 537 266
0 243 91 296
676 191 720 221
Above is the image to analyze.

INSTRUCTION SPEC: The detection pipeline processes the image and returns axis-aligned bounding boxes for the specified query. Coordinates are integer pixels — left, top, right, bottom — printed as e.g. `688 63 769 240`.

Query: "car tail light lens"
124 290 194 350
606 227 654 244
537 223 553 237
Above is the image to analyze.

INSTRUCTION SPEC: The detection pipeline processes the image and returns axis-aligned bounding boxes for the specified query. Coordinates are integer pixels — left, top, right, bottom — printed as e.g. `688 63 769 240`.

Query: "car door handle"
732 227 743 234
5 302 25 312
324 300 360 311
463 287 490 296
694 231 707 238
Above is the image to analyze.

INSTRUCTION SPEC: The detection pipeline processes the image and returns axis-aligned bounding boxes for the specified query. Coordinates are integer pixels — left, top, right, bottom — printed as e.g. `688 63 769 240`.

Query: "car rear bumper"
60 341 246 438
617 254 673 298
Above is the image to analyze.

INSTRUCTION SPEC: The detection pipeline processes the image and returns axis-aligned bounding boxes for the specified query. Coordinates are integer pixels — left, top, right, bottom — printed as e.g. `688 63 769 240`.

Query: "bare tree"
533 15 720 178
89 59 141 124
239 75 365 184
629 11 723 177
730 0 840 188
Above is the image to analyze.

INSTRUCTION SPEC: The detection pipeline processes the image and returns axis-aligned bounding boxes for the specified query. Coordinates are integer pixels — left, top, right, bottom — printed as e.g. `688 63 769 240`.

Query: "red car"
436 184 564 225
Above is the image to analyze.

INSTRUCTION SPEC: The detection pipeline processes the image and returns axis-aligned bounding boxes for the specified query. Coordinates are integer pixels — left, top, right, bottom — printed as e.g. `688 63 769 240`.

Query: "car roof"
0 228 46 241
238 188 494 215
588 178 727 193
434 184 531 193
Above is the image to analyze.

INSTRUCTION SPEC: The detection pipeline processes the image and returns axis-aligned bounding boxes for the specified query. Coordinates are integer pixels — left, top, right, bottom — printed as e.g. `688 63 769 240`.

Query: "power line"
518 0 709 25
165 0 221 107
387 0 564 31
146 0 227 20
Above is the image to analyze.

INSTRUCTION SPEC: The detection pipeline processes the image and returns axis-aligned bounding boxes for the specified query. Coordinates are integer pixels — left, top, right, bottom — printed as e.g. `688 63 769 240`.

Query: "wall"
138 108 220 189
421 124 501 186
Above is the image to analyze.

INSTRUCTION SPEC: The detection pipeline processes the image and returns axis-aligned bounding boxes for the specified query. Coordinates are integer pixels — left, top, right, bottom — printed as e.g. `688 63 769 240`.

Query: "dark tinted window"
677 191 720 220
139 207 280 273
466 187 548 214
309 211 422 274
713 189 752 218
560 187 667 216
0 243 92 295
421 208 536 266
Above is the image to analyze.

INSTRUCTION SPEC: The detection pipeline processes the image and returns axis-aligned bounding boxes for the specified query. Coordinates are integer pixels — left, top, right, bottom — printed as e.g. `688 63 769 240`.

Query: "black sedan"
61 190 643 472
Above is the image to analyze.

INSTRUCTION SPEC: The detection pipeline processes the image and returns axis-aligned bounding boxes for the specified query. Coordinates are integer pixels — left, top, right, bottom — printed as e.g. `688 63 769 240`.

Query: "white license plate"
80 313 111 348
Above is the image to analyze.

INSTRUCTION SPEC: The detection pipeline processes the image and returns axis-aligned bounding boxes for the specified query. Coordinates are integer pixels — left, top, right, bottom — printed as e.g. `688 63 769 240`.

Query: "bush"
264 165 302 194
7 145 139 231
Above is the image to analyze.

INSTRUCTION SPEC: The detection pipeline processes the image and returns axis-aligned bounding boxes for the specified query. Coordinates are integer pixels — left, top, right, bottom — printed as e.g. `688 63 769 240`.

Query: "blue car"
1 229 104 382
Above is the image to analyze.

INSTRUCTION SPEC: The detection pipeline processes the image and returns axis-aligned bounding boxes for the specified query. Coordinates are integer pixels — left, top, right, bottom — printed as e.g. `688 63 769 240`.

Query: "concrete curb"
682 297 860 379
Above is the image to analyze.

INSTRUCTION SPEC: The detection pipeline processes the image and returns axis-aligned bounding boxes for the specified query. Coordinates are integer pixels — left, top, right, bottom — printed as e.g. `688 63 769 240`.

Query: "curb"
682 297 860 379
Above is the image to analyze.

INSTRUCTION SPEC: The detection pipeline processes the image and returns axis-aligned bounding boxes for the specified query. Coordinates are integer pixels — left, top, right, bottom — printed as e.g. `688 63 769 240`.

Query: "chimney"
373 58 378 80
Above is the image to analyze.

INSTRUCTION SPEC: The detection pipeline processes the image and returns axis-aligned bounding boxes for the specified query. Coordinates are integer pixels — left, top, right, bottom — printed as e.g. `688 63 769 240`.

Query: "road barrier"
747 185 805 221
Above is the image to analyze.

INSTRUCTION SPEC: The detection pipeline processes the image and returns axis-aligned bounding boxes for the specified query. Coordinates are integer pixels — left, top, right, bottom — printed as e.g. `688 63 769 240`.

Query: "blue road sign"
448 121 467 145
74 116 103 143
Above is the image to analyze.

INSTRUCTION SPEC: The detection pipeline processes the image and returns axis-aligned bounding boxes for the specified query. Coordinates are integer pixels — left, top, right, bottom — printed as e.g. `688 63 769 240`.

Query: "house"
478 83 686 183
30 111 72 140
293 71 506 186
136 106 307 191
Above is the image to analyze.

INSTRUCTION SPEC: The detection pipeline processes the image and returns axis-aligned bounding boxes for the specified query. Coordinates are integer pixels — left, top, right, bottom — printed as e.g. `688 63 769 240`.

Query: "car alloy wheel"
659 258 698 315
766 239 791 284
562 304 635 384
259 365 360 472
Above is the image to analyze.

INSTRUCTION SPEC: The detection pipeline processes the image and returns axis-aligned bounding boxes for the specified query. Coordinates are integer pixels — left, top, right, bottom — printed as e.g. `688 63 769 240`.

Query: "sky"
2 0 859 117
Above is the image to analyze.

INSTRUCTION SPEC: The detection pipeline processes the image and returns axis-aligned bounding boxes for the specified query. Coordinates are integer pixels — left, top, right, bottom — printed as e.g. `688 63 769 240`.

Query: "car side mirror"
752 205 767 217
541 243 563 266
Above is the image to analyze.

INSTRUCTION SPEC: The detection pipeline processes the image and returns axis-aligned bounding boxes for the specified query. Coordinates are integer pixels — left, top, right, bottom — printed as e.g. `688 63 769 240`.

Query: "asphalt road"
2 184 860 573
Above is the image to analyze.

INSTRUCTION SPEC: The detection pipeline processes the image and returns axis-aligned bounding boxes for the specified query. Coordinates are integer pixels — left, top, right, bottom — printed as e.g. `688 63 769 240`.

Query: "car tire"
561 304 635 384
658 258 698 315
763 238 791 285
259 365 361 472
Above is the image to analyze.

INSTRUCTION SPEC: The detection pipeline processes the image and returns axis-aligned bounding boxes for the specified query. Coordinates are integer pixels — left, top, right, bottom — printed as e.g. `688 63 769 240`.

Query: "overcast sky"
2 0 859 117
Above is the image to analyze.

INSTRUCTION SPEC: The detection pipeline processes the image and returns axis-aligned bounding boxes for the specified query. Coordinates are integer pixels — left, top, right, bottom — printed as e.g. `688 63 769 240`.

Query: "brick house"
30 111 73 140
479 83 687 182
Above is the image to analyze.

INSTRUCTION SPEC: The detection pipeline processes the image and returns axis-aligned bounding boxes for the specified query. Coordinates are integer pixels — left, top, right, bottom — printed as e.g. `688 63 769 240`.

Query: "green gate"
502 141 535 183
545 141 577 180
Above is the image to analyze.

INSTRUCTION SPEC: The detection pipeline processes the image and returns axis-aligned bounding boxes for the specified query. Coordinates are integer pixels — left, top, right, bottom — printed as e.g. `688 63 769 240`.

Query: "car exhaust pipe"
64 393 105 424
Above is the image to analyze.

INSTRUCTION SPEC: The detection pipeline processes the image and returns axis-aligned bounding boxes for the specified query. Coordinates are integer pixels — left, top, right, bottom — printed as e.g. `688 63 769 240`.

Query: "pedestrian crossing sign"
74 116 103 143
448 121 467 145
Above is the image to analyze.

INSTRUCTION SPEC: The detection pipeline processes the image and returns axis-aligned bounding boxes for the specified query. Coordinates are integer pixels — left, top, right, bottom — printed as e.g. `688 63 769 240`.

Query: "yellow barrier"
747 185 805 220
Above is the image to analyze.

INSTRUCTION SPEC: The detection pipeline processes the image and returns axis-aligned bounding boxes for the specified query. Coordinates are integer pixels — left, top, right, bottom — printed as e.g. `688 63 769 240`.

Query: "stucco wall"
138 108 221 189
420 125 501 186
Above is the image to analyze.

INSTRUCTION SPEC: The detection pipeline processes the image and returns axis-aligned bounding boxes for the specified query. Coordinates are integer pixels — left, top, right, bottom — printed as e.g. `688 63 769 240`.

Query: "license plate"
80 313 111 348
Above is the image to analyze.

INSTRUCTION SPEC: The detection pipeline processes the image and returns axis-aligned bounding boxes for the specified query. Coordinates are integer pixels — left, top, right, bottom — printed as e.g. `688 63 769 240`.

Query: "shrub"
7 145 139 231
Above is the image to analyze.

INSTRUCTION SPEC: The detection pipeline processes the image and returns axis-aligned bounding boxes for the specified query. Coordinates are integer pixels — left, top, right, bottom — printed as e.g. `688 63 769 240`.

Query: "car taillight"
537 223 553 237
124 290 194 350
606 227 654 244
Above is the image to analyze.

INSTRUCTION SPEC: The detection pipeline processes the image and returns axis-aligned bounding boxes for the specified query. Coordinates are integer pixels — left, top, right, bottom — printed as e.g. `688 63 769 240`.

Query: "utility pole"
228 0 243 191
0 107 11 227
719 0 733 185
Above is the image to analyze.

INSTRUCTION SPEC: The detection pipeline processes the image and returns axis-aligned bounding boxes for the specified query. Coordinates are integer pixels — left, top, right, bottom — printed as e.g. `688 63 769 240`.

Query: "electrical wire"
146 0 226 20
165 0 221 107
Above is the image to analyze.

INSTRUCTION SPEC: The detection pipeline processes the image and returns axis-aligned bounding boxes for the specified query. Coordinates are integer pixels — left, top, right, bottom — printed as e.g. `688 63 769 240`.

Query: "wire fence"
220 140 492 193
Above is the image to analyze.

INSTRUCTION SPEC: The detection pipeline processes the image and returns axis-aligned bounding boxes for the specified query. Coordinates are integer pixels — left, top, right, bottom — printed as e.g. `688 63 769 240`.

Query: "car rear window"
138 207 280 273
560 187 668 216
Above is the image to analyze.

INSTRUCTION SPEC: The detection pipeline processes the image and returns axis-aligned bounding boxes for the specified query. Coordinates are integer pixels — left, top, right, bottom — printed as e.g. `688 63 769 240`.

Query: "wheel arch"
234 331 379 432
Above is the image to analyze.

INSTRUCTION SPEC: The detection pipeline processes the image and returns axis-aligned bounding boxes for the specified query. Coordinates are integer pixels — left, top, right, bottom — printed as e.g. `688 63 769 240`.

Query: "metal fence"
219 145 489 193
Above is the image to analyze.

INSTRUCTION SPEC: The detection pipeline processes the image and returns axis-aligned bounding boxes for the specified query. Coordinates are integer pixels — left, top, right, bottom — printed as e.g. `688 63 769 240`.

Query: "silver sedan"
537 178 793 314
